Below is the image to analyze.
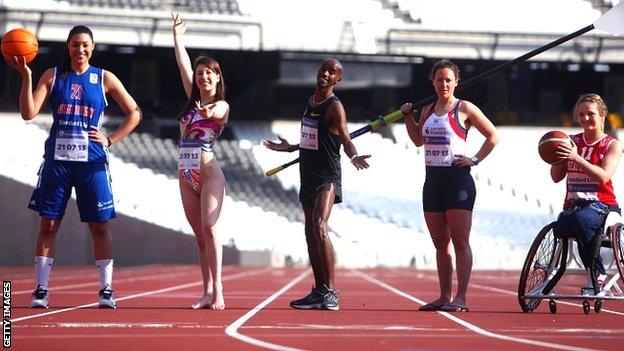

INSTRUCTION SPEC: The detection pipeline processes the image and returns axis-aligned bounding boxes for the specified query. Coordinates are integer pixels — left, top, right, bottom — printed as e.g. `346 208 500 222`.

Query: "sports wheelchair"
518 211 624 314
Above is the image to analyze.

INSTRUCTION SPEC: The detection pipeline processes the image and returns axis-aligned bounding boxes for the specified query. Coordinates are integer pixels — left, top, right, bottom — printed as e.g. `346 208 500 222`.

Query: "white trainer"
98 288 117 309
29 286 49 309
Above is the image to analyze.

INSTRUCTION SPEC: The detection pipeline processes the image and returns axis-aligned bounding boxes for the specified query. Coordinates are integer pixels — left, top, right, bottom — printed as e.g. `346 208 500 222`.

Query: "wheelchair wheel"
610 223 624 285
518 222 558 312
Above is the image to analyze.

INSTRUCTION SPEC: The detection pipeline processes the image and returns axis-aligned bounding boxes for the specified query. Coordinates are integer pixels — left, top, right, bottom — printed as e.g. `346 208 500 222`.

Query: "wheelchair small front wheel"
583 300 591 315
594 300 602 313
548 300 557 314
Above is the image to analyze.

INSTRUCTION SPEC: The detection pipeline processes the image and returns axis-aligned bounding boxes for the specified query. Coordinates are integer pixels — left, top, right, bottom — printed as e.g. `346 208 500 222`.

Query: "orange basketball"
1 28 38 64
538 130 571 165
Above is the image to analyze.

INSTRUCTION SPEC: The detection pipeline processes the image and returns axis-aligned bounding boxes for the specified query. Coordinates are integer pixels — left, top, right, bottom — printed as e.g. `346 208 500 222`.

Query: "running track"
3 265 624 351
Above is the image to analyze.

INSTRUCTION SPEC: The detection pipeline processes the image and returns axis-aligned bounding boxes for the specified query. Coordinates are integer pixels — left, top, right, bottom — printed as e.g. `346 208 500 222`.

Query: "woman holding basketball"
172 13 229 310
551 94 621 282
400 59 498 312
5 25 141 309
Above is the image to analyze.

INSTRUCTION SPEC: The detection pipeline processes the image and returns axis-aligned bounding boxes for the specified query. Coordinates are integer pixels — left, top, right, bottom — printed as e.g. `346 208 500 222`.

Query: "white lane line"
402 269 624 317
225 270 311 351
354 270 601 351
11 267 273 323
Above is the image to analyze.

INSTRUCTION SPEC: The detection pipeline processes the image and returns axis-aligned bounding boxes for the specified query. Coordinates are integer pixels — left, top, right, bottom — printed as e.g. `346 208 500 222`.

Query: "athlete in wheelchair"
518 94 624 314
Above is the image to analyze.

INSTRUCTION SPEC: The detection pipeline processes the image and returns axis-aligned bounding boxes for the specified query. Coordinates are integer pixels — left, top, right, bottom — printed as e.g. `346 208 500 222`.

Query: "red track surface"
3 265 624 350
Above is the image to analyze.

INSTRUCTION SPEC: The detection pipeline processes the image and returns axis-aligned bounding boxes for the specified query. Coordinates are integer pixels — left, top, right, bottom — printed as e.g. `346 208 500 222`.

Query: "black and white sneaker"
318 285 340 311
290 285 340 310
98 287 117 309
290 286 323 309
29 285 49 309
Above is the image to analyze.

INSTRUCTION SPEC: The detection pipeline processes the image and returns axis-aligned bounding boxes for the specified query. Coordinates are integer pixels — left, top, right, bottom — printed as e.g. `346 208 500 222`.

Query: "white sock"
34 256 54 290
95 259 113 290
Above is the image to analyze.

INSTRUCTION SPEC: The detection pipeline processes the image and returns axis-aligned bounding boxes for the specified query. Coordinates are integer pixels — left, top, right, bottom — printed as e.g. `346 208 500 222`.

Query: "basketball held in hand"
1 28 38 63
538 130 571 165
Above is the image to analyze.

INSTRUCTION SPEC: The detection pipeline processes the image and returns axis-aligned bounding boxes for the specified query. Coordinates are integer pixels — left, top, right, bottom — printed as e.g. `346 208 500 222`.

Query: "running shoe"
98 287 117 309
29 285 49 309
290 285 340 310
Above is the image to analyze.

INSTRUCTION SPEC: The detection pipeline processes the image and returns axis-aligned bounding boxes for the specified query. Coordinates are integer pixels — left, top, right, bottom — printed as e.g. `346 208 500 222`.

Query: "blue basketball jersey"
45 65 108 163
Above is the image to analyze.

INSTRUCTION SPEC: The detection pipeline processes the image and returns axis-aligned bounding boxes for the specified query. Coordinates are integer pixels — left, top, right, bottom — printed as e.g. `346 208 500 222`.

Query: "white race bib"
179 139 201 170
300 117 318 150
54 130 88 162
424 136 453 166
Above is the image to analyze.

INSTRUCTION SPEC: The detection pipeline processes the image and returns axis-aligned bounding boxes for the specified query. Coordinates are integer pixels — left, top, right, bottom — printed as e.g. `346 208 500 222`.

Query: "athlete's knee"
430 233 451 251
38 220 59 237
312 218 329 238
451 237 471 253
201 223 218 240
88 222 110 237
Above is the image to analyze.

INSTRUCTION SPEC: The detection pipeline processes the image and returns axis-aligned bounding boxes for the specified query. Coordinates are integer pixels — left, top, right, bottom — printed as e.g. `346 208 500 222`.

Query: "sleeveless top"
299 95 342 184
564 133 618 208
180 107 225 156
420 100 467 167
45 66 108 163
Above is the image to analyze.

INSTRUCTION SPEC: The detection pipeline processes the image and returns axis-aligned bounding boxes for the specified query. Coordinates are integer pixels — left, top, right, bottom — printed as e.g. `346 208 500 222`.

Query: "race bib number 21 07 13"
54 130 88 162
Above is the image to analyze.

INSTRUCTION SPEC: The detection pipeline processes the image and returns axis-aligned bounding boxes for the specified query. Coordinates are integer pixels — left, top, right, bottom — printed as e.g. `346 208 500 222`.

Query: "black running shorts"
423 166 476 212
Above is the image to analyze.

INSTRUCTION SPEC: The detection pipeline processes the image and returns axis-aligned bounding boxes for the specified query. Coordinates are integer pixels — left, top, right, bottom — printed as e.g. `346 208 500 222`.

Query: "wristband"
350 154 358 162
470 156 479 165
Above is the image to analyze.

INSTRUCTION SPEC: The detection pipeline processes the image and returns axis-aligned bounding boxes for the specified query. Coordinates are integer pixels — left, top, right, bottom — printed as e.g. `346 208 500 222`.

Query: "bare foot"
209 289 225 310
418 297 450 311
191 293 213 309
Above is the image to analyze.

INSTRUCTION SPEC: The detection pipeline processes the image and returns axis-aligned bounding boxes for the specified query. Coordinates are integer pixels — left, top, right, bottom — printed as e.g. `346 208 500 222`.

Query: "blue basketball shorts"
28 160 116 222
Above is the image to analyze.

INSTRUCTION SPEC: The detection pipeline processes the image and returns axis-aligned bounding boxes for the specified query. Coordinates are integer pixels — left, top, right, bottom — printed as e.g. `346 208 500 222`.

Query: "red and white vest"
421 100 468 167
564 133 618 208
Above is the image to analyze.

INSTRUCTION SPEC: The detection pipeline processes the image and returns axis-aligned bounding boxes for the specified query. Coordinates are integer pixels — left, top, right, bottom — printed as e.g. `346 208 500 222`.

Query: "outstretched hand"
351 154 371 170
262 135 292 152
171 12 187 36
5 55 31 77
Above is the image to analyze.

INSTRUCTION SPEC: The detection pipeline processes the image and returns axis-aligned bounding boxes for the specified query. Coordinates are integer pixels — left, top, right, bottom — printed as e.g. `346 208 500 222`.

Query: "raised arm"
328 100 370 169
401 102 425 147
92 70 141 146
6 56 53 120
172 12 193 98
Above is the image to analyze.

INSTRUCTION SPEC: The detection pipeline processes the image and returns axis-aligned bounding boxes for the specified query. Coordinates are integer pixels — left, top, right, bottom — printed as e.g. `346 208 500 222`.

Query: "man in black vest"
263 58 370 310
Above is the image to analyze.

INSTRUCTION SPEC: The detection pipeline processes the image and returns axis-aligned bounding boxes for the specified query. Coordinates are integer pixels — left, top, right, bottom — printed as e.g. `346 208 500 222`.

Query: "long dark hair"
178 56 226 120
59 25 94 76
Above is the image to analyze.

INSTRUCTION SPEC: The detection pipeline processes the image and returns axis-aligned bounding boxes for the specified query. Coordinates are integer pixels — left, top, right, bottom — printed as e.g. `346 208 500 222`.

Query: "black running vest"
299 95 342 185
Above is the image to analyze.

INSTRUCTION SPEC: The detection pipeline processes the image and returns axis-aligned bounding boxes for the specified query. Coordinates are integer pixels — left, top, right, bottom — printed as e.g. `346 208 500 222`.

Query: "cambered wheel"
610 223 624 286
518 222 558 312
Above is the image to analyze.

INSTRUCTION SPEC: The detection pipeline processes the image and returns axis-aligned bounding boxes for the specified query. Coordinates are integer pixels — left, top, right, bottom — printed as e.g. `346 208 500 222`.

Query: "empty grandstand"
1 0 624 270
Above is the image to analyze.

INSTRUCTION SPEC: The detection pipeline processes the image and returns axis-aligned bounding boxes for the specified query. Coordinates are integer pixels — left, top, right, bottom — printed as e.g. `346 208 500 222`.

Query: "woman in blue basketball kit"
172 13 229 310
401 60 498 312
6 26 141 309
